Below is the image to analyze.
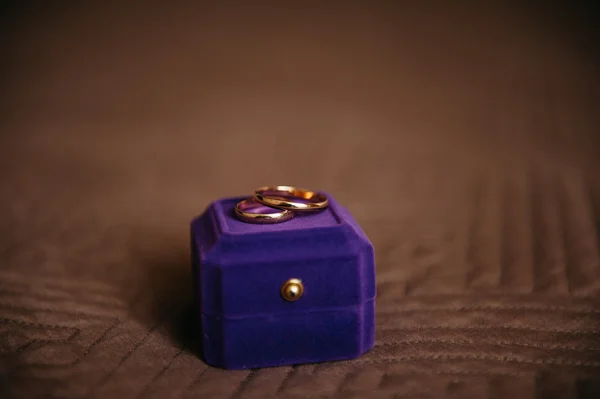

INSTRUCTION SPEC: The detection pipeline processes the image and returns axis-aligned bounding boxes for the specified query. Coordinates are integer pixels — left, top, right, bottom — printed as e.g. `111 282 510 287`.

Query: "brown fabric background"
2 2 600 398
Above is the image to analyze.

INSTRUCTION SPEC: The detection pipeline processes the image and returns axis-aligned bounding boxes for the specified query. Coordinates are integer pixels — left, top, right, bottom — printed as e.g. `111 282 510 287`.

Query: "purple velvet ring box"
190 193 376 369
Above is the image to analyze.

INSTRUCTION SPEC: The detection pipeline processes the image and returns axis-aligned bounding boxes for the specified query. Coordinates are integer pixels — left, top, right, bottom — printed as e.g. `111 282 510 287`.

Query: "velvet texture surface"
191 196 376 369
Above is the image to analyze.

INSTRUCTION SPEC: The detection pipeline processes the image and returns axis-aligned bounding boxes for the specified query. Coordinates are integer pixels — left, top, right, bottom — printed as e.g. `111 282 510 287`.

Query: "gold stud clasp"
281 278 304 302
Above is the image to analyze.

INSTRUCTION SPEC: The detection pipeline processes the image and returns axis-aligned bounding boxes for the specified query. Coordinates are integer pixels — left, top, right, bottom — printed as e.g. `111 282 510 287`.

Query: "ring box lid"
191 194 376 318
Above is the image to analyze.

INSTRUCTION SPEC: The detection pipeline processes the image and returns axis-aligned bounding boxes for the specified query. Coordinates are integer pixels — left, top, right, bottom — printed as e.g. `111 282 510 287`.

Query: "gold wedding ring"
254 186 329 211
235 197 294 224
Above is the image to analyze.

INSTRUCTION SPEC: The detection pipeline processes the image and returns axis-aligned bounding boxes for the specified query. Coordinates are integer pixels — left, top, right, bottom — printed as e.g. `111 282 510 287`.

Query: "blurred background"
1 2 600 398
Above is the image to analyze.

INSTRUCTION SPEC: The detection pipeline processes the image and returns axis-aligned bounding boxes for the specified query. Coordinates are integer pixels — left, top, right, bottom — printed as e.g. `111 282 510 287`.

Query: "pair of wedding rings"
235 186 329 224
